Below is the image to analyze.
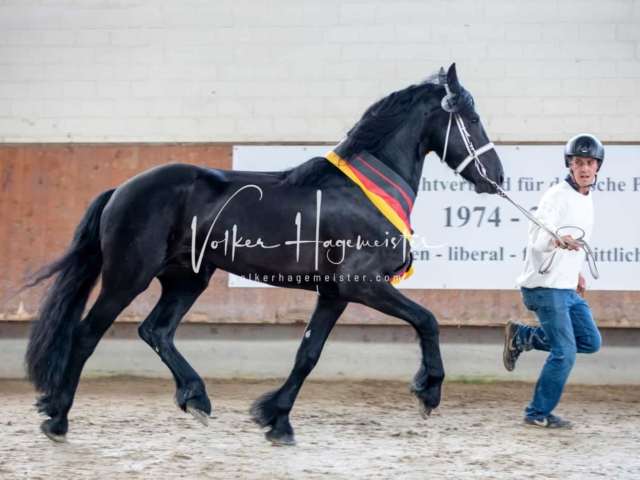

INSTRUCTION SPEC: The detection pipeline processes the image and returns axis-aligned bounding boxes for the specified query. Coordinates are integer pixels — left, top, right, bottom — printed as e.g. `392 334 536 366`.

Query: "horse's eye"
470 117 479 124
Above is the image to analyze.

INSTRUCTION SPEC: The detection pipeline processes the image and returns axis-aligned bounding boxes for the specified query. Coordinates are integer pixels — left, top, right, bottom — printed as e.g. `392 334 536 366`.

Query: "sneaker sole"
523 421 573 430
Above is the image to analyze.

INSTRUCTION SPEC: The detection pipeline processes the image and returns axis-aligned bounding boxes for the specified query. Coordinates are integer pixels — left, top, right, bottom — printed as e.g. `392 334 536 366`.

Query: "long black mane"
279 74 442 189
341 75 441 158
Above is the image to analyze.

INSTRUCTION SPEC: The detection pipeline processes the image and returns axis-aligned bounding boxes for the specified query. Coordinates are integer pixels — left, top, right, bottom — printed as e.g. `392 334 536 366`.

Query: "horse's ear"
438 67 447 85
447 63 463 94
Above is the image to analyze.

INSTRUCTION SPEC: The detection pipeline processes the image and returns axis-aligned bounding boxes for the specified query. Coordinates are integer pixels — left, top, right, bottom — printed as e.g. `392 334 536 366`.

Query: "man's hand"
554 235 580 251
577 273 586 297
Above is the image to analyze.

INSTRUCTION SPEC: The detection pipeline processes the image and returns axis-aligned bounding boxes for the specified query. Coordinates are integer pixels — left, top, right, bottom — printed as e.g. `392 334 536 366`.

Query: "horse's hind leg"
250 295 348 445
39 282 150 442
137 263 215 425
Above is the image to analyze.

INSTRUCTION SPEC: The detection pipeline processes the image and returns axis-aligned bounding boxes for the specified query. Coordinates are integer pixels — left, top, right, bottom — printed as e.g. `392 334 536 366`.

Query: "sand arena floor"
1 377 639 479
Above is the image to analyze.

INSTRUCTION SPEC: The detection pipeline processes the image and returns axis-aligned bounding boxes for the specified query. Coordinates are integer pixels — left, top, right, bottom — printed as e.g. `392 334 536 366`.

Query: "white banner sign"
230 145 640 290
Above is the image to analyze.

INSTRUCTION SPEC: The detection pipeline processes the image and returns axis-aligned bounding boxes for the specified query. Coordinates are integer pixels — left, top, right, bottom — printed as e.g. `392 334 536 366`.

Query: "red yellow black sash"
325 149 415 285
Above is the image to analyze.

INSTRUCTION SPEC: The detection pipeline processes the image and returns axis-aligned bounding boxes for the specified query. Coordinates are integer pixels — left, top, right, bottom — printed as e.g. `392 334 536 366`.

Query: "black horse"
24 63 504 444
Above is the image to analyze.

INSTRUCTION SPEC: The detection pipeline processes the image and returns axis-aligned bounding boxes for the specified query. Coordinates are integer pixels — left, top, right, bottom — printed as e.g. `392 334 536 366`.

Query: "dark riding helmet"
564 133 605 171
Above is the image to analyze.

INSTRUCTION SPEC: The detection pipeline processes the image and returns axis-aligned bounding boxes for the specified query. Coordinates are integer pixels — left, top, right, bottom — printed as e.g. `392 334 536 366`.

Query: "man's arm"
530 188 564 253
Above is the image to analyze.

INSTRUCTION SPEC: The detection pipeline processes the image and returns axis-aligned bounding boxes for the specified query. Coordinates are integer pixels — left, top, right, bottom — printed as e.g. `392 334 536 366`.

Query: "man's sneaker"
503 321 522 372
524 414 572 429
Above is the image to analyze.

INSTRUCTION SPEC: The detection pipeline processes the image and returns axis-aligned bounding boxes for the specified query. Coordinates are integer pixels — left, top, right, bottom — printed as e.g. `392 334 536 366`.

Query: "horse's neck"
331 132 424 195
376 145 423 195
375 109 428 194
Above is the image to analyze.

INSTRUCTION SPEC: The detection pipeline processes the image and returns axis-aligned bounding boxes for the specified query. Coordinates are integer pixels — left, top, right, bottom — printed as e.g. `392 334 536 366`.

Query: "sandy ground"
0 377 639 479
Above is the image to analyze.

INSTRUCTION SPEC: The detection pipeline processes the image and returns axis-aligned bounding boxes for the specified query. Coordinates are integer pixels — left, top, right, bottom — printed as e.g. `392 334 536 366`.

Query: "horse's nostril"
499 172 505 186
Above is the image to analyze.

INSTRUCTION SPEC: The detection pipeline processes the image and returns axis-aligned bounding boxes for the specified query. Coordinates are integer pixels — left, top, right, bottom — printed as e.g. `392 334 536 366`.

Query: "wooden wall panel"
1 145 638 328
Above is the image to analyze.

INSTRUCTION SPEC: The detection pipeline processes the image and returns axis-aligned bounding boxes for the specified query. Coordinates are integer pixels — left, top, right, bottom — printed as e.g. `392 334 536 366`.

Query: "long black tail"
24 188 115 395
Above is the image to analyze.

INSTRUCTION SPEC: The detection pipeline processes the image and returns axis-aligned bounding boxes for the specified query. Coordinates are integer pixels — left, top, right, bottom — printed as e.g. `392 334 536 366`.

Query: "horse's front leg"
345 281 444 418
250 295 348 445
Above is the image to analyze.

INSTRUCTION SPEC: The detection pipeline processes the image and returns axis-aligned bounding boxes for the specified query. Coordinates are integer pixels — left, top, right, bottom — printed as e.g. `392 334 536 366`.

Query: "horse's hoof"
41 421 67 443
412 394 433 420
187 405 209 427
266 429 296 446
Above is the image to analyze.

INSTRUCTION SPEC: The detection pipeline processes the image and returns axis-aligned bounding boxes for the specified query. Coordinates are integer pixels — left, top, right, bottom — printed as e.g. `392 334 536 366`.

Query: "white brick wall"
0 0 638 143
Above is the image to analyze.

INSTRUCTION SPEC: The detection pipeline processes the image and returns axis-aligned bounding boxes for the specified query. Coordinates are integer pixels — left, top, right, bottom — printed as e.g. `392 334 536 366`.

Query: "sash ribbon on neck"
325 149 416 285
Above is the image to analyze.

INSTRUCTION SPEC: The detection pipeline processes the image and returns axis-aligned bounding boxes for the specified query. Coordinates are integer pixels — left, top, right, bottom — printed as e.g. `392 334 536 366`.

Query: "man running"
503 133 604 429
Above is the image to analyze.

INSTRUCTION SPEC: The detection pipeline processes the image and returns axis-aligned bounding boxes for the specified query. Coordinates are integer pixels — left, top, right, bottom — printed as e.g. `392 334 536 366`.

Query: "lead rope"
468 141 599 280
440 103 599 279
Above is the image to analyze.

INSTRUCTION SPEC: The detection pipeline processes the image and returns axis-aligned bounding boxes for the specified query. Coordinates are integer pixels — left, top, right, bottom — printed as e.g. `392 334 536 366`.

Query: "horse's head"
340 63 504 194
422 63 504 194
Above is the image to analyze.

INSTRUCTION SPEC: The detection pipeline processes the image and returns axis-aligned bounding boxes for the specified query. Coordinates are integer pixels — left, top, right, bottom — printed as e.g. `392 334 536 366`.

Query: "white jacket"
516 180 594 290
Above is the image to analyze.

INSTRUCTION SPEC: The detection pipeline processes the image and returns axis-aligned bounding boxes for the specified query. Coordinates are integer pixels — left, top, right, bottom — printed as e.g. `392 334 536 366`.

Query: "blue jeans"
515 287 602 420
